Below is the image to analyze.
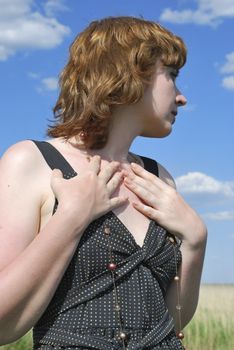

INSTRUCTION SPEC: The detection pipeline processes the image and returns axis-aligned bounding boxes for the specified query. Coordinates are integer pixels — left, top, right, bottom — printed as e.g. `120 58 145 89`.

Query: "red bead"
108 262 117 271
176 331 184 340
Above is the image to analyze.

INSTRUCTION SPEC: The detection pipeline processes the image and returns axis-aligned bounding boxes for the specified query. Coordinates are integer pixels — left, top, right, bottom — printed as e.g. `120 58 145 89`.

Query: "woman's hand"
123 162 206 248
50 155 128 231
123 162 207 329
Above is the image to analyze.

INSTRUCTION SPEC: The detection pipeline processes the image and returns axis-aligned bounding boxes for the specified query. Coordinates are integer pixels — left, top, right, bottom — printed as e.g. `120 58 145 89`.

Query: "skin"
137 64 183 138
0 61 207 344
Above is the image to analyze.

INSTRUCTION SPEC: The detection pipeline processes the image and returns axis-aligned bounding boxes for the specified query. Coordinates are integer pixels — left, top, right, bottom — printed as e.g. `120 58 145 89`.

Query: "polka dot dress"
32 141 185 350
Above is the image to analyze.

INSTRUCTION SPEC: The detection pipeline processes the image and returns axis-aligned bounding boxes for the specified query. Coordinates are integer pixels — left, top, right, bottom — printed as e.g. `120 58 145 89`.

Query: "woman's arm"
0 141 127 345
165 229 207 330
158 163 207 330
123 161 207 330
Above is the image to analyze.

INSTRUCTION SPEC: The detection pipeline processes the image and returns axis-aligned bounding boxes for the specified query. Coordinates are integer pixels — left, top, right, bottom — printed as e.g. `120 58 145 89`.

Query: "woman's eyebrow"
170 66 180 73
169 67 180 77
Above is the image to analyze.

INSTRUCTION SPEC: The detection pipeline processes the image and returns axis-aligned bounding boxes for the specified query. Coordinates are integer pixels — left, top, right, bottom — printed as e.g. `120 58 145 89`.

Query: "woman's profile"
0 16 207 349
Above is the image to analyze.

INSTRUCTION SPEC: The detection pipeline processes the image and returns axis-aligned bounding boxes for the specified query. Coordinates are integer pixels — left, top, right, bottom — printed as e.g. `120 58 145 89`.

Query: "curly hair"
47 16 187 149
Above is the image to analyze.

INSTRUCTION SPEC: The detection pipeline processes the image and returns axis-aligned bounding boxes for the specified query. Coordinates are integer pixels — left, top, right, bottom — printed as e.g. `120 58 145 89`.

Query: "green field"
183 284 234 350
1 284 234 350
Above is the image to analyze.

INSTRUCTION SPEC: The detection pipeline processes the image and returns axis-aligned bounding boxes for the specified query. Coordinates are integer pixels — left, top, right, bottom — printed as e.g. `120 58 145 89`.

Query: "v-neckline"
44 140 153 249
109 210 154 249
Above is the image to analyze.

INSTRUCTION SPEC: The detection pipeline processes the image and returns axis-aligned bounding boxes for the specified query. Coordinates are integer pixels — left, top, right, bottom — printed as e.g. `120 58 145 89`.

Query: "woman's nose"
176 88 187 106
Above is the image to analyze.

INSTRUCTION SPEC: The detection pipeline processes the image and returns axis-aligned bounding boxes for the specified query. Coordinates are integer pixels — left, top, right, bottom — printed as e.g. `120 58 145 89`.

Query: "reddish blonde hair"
47 16 187 149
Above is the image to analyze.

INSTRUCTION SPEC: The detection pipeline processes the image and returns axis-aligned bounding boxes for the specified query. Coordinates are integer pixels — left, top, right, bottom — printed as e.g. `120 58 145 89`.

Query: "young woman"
0 16 207 349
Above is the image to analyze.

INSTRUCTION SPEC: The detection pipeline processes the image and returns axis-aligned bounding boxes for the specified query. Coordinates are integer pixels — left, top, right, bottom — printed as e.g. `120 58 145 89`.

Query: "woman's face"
138 61 187 138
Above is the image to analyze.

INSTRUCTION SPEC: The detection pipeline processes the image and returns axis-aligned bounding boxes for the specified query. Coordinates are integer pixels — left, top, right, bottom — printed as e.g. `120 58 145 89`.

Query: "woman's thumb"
52 168 63 178
51 169 63 187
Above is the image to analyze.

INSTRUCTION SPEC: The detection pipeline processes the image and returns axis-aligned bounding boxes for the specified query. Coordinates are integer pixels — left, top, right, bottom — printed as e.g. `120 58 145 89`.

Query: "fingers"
106 170 124 194
50 169 64 194
109 195 129 210
50 169 63 184
124 176 157 208
87 156 121 183
88 155 101 174
123 170 157 198
130 163 165 188
124 172 153 193
51 168 63 176
132 201 158 221
123 162 169 196
99 161 120 183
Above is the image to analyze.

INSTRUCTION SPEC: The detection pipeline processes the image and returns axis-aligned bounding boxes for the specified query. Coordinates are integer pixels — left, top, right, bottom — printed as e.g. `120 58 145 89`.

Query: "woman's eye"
168 67 179 81
170 71 179 81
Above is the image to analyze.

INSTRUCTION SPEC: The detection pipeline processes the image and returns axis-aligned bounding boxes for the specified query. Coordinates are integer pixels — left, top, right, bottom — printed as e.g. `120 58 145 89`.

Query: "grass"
0 331 32 350
183 284 234 350
1 284 234 350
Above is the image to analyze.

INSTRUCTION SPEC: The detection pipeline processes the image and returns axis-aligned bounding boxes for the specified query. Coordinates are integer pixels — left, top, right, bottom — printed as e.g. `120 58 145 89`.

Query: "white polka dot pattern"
33 209 184 349
31 141 185 350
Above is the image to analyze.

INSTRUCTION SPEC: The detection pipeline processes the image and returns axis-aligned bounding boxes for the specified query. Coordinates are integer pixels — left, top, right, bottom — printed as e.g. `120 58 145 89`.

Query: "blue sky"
1 0 234 283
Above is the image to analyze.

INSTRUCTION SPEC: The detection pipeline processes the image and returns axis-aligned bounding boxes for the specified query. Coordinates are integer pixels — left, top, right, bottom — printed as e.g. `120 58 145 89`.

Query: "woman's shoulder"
0 140 48 178
157 162 176 189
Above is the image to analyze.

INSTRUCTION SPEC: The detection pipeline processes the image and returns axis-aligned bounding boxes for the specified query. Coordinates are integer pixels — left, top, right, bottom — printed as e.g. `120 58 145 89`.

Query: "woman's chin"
140 125 173 138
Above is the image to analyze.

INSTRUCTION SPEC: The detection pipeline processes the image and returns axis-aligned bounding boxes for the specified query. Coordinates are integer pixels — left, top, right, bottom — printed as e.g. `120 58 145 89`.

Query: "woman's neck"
69 105 143 163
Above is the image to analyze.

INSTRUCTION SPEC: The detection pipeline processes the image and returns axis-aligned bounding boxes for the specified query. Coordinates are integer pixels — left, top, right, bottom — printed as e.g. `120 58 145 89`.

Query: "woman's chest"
111 185 151 247
40 180 151 248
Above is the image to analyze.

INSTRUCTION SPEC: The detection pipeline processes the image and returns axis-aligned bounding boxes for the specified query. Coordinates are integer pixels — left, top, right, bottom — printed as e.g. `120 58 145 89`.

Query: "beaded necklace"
104 227 184 347
104 152 185 348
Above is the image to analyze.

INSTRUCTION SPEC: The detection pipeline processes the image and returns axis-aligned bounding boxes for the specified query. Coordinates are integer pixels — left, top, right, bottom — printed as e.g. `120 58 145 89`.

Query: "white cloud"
219 53 234 91
0 0 70 61
160 0 234 27
28 72 40 79
203 211 234 221
0 0 32 19
221 76 234 91
220 52 234 74
175 173 234 217
160 8 218 26
44 0 69 17
182 103 196 112
28 72 58 92
41 77 58 91
175 172 234 197
0 45 13 61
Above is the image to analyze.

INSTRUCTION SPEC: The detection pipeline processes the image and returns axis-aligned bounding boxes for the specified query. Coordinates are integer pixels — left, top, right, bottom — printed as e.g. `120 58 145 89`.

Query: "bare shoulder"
0 139 51 207
1 140 42 172
157 162 176 189
0 139 49 215
0 140 50 269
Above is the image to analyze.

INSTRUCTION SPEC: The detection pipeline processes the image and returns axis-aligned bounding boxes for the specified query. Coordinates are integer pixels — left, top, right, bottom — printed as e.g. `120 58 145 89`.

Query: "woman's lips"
171 110 177 124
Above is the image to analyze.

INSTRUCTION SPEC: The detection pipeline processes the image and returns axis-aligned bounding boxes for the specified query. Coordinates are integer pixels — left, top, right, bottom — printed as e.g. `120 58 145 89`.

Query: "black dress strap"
32 140 159 215
32 140 77 178
32 140 158 178
140 155 159 177
32 140 78 214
